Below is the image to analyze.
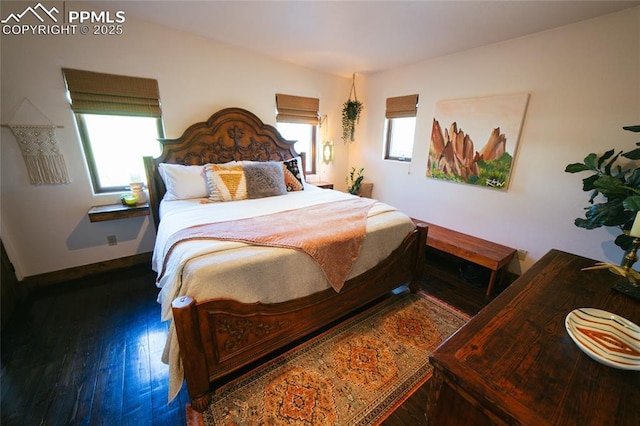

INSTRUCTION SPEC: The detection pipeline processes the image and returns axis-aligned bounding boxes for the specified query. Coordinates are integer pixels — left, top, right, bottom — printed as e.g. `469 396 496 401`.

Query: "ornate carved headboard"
143 107 301 229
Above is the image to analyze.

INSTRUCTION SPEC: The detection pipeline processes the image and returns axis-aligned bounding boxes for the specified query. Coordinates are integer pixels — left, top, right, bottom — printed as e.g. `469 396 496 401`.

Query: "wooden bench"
412 219 517 296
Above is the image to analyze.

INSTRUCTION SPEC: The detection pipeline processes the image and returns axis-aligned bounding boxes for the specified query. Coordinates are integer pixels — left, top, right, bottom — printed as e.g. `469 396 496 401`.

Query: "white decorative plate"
565 308 640 370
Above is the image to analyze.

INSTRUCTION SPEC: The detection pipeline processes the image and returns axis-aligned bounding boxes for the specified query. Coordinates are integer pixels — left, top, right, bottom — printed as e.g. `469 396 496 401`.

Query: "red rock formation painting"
426 93 529 190
427 118 508 184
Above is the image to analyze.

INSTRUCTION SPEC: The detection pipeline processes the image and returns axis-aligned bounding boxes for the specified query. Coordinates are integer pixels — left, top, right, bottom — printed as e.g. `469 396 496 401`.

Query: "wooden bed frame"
144 107 428 411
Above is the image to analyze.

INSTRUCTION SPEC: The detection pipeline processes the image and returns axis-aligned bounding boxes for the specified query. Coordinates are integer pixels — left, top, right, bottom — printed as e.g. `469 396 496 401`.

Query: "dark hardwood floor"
1 249 509 425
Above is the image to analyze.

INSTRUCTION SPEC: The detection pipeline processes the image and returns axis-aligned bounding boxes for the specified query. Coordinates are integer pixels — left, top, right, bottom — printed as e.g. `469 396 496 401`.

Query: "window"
385 117 416 161
384 94 418 162
275 94 320 176
62 68 164 193
276 122 317 176
75 114 162 192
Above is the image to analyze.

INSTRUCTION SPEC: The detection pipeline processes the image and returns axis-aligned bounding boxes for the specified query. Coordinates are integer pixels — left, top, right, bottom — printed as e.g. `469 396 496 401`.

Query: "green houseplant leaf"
594 175 628 197
565 162 593 173
623 146 640 160
623 195 640 211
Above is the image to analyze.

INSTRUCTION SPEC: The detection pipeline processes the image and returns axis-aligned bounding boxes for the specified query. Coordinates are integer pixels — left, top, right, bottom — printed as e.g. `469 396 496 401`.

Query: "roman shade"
62 68 161 117
386 94 419 119
275 94 320 125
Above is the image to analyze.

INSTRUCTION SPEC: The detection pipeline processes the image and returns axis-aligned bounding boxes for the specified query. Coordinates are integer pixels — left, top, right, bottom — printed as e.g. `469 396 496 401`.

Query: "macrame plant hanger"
349 73 357 103
5 98 70 184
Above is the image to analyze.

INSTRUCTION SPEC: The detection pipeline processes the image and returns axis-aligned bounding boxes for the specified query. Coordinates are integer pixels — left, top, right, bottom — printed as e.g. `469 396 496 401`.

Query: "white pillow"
158 163 208 200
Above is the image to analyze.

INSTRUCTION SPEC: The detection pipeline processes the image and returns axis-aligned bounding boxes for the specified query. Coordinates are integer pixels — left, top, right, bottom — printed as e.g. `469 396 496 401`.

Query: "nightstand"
88 203 149 222
314 181 333 189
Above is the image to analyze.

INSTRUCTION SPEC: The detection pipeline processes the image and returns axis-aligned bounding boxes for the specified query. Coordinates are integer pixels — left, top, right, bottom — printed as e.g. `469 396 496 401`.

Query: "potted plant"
342 74 363 143
565 125 640 252
346 167 364 195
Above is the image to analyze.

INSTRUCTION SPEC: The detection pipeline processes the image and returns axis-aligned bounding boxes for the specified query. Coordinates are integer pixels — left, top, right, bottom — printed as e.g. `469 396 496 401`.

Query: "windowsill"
384 158 412 163
88 203 149 222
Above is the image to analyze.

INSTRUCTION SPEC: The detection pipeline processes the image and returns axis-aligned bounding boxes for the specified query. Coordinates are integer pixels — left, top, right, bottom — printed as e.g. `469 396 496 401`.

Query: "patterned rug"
186 291 469 425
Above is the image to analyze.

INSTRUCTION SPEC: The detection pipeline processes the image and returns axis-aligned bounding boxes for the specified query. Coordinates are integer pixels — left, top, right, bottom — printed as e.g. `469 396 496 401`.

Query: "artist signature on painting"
485 178 505 188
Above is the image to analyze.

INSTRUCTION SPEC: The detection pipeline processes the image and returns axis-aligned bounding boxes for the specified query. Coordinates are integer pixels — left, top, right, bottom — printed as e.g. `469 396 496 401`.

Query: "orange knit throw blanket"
158 197 377 292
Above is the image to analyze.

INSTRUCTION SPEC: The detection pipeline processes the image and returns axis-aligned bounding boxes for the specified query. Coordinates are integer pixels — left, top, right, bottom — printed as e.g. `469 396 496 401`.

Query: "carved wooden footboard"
172 222 427 411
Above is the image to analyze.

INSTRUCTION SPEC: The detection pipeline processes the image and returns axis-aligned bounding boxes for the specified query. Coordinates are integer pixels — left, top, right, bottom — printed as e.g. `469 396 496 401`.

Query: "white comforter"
153 184 415 400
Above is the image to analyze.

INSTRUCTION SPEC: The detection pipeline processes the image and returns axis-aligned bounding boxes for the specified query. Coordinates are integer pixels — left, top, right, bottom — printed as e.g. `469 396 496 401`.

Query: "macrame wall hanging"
5 99 70 184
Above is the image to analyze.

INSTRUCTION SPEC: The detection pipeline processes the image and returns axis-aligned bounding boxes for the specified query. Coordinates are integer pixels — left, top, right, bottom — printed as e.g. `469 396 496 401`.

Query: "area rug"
186 291 469 425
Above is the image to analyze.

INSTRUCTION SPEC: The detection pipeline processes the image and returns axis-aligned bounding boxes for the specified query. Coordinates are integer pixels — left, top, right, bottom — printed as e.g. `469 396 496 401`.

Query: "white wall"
0 7 348 280
351 8 639 273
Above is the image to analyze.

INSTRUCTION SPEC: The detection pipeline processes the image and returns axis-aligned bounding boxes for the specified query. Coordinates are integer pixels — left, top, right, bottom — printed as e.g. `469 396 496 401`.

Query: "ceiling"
100 0 639 77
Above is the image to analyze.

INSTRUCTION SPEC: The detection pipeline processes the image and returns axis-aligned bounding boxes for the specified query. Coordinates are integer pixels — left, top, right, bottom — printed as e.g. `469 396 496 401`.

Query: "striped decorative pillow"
204 163 247 202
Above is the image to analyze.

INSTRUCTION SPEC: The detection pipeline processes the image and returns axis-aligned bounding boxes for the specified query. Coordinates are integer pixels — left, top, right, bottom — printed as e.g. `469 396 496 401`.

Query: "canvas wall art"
426 93 529 190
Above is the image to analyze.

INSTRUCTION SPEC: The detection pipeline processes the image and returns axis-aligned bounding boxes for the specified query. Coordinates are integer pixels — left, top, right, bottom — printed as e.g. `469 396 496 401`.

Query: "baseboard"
22 252 153 290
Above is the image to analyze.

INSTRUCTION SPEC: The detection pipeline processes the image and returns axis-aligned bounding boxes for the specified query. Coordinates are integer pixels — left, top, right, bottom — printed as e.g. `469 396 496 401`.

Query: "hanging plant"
342 100 363 143
342 74 364 143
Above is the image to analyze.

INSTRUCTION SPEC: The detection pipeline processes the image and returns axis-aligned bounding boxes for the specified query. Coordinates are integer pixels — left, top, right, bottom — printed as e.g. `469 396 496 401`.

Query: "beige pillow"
205 163 247 202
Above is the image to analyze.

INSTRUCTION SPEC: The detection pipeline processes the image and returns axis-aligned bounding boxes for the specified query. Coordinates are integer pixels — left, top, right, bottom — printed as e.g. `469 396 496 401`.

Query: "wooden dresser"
427 249 640 425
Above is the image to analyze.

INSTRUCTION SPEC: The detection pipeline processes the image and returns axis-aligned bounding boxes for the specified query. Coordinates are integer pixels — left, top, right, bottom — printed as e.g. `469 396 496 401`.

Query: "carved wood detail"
144 108 300 229
190 393 212 413
215 316 292 354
